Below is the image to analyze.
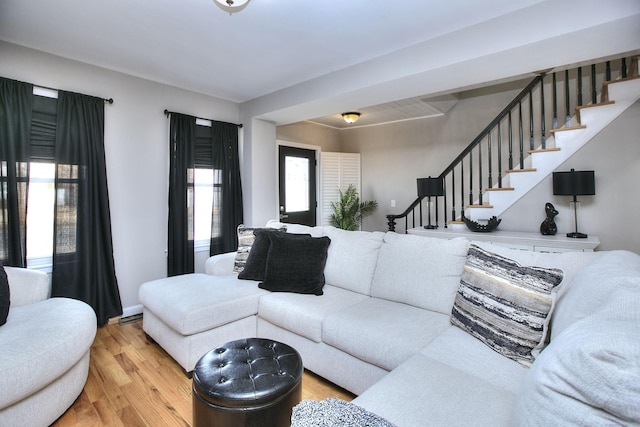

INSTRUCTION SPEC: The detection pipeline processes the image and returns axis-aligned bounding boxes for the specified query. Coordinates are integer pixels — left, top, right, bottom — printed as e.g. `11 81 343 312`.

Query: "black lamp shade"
417 177 444 197
552 170 595 196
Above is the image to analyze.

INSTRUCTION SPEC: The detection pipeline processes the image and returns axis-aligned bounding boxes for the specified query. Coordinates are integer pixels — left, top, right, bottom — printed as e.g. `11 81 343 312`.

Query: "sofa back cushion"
551 250 640 339
371 233 469 313
513 285 640 426
323 226 385 295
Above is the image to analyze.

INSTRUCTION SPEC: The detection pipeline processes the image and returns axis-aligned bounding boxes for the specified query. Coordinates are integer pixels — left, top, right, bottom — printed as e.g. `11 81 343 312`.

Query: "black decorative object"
463 216 501 232
539 202 558 236
553 169 595 238
417 177 444 229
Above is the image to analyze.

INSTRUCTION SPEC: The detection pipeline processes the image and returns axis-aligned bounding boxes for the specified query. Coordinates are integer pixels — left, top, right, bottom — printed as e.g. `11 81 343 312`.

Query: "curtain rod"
33 84 113 104
164 109 243 128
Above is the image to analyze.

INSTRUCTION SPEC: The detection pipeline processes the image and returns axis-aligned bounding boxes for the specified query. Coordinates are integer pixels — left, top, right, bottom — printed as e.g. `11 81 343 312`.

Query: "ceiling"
1 0 639 127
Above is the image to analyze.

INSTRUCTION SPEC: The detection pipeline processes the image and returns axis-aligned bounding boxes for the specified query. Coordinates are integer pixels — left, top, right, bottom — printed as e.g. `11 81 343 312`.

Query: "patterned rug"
291 398 396 427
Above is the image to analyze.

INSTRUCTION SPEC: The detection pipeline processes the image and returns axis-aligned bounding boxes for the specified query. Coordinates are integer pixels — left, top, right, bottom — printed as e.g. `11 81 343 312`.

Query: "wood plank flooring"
51 320 354 426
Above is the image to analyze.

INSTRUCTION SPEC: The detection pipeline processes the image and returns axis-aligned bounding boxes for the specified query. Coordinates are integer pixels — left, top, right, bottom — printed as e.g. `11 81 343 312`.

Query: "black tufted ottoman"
192 338 303 427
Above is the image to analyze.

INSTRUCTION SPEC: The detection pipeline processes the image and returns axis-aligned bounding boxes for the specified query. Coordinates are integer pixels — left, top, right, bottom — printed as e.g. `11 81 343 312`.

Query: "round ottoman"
192 338 303 427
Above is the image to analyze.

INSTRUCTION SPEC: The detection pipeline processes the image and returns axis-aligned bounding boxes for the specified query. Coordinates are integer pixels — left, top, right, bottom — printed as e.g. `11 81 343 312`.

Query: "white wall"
0 41 240 316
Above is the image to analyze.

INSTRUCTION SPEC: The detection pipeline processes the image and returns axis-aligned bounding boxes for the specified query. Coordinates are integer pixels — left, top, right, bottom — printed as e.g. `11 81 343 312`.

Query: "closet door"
320 152 361 226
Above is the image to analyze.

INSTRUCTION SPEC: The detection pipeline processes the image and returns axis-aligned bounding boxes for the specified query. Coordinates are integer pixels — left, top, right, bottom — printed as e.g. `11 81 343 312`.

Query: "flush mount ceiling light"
342 112 361 124
213 0 251 14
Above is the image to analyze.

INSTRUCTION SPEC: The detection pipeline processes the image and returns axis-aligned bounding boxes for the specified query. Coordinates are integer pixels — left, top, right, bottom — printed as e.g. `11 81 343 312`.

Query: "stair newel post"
565 69 571 127
577 66 583 107
497 120 503 188
606 61 611 81
540 75 546 149
508 110 513 170
591 64 597 104
518 101 524 169
552 72 558 129
621 58 627 78
529 90 535 150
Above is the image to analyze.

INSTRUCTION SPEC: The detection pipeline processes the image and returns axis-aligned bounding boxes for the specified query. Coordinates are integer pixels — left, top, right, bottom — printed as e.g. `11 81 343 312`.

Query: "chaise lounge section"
139 222 640 426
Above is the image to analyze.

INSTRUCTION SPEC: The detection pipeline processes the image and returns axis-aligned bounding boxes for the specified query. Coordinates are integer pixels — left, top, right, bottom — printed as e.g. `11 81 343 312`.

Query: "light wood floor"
52 320 354 426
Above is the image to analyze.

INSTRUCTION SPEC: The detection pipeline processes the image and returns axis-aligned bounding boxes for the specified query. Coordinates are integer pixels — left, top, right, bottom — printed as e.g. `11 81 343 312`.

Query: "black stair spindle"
540 74 546 149
450 170 455 223
577 67 583 107
519 101 524 168
622 58 628 78
497 120 503 188
552 72 558 129
478 138 483 205
443 176 448 228
460 162 465 219
529 90 535 150
487 131 493 190
591 64 597 104
565 69 571 127
469 151 474 206
606 61 611 81
508 110 513 170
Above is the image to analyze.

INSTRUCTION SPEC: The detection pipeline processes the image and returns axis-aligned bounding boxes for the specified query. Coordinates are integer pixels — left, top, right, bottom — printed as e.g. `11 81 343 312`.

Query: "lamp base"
424 225 438 230
566 232 588 239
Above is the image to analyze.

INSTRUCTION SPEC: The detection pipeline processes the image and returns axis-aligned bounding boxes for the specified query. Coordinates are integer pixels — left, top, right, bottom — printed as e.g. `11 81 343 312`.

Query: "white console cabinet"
407 227 599 252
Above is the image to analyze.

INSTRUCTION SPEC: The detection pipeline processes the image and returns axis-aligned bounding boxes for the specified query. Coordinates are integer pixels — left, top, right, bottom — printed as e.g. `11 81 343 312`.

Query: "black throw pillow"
239 229 311 281
0 264 10 327
260 233 331 295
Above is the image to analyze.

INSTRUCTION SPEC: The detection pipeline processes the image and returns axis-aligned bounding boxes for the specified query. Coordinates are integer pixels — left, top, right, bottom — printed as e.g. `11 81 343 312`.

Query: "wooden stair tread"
505 168 536 173
603 74 640 86
527 148 560 154
449 220 464 225
575 100 615 111
484 187 514 191
467 204 493 208
550 125 586 133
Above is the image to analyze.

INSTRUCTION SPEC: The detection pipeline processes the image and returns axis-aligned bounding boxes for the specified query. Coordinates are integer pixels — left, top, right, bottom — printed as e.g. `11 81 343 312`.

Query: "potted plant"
329 184 378 231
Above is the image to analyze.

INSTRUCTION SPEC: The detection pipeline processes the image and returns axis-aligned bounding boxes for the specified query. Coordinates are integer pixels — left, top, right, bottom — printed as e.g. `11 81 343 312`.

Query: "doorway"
278 145 317 226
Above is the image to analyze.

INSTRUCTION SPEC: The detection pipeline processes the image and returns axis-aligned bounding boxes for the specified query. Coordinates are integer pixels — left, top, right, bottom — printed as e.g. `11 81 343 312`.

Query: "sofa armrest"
5 267 50 306
204 252 237 276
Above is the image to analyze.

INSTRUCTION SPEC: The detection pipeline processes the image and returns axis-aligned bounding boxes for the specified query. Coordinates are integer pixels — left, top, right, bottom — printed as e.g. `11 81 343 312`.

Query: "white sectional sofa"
139 222 640 426
0 267 97 427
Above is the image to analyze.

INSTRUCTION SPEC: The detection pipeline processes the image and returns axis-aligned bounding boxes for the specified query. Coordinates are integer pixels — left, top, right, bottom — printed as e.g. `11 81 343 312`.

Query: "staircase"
387 55 640 232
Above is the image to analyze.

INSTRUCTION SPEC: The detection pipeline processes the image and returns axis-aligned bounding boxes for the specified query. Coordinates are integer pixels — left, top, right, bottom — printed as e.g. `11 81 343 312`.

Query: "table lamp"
552 169 595 238
417 177 444 229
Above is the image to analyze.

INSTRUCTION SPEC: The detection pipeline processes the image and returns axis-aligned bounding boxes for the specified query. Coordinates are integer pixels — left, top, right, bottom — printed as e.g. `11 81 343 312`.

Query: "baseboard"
122 304 143 319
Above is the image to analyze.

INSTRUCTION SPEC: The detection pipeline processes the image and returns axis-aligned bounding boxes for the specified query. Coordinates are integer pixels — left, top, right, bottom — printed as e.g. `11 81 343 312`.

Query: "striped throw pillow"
451 244 564 366
233 224 286 273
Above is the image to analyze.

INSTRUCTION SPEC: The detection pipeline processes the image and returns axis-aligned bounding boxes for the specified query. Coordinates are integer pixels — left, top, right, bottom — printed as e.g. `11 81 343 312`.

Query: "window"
25 162 55 269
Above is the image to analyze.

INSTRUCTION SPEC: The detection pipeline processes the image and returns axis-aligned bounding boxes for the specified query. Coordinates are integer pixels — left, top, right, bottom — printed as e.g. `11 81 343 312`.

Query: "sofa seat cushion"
420 326 527 393
371 233 469 314
0 297 96 409
322 226 384 295
322 298 451 371
353 354 518 427
258 285 368 343
139 274 268 335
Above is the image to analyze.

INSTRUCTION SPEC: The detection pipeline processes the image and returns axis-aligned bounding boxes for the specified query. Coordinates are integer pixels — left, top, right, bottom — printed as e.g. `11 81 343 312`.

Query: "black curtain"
0 78 32 267
167 113 195 276
52 91 122 326
210 121 243 255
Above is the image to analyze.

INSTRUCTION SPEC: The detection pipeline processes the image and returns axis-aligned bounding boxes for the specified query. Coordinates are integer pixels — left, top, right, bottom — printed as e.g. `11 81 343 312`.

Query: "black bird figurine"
540 202 558 235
